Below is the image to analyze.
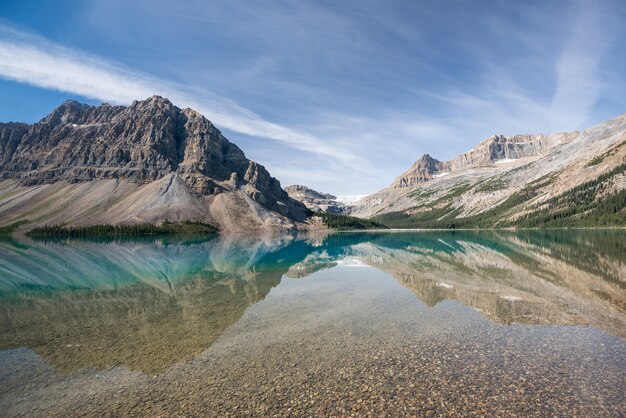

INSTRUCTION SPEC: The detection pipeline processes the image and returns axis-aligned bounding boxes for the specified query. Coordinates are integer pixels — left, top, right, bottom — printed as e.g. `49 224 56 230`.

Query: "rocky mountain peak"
394 154 444 188
44 100 90 124
39 100 125 129
0 97 309 230
130 95 175 112
412 153 441 170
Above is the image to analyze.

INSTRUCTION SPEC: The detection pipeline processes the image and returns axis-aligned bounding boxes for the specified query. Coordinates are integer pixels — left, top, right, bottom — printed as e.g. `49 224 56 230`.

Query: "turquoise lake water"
0 230 624 416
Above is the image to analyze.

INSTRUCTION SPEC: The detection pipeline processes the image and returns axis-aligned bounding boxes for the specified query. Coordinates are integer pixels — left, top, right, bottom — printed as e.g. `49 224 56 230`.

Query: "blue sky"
0 0 624 195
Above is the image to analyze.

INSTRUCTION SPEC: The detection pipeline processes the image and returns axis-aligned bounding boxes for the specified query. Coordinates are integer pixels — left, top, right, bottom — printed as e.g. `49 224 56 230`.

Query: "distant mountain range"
0 96 308 232
1 97 624 232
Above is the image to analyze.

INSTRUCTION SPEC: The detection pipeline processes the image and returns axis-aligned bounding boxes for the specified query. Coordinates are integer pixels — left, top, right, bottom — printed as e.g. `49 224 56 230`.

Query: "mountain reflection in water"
0 230 624 374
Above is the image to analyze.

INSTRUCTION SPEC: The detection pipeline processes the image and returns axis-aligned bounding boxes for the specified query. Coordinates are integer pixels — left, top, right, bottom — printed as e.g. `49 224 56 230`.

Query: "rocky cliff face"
0 96 309 232
285 184 347 214
392 132 578 189
442 132 579 172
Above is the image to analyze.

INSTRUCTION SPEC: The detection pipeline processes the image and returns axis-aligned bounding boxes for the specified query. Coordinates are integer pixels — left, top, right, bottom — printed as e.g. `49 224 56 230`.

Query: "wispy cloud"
400 0 614 137
548 0 611 130
0 0 621 196
0 22 371 171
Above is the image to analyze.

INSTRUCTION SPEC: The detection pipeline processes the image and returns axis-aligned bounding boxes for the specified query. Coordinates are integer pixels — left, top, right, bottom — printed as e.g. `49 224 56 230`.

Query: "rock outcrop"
0 96 309 232
442 132 579 172
285 184 348 214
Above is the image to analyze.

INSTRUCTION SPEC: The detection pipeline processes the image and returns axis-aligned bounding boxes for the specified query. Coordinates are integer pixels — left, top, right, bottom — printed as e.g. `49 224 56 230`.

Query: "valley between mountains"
1 96 624 233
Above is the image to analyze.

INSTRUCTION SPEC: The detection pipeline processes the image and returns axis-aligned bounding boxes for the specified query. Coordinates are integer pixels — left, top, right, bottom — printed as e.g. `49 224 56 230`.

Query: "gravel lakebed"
1 265 624 417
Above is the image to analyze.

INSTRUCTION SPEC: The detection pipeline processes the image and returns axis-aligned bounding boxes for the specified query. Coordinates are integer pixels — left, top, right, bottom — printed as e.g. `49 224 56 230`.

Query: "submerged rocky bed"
1 266 624 417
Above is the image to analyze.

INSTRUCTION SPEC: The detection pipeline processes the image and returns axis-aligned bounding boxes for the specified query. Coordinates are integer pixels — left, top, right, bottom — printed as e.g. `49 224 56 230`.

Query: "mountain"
350 114 626 227
284 184 348 214
0 96 309 232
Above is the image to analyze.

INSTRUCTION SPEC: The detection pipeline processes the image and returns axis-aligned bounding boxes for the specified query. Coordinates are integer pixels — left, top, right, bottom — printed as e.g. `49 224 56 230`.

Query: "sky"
0 0 624 196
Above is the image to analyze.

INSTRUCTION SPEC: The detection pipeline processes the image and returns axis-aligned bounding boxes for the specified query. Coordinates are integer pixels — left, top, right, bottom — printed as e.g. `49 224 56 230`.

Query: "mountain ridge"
1 97 624 231
350 113 626 227
390 130 579 190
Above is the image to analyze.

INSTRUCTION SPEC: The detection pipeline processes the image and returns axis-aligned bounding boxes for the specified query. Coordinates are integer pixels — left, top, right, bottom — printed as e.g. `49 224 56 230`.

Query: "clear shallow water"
0 231 624 416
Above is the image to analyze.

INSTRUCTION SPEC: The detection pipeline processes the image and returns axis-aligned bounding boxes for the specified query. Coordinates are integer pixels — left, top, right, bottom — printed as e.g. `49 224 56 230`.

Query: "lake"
0 230 624 416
